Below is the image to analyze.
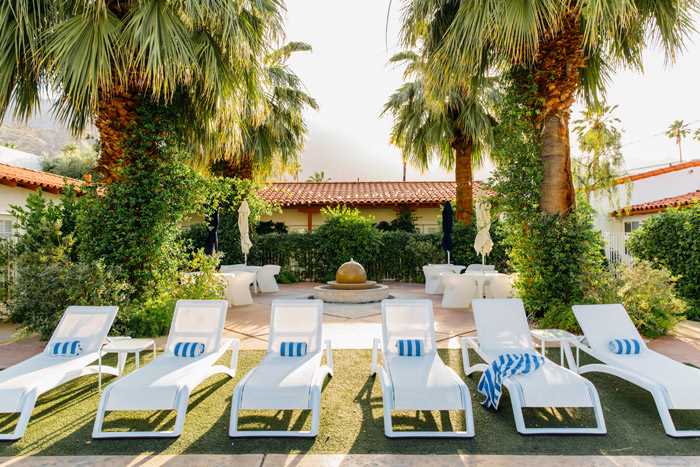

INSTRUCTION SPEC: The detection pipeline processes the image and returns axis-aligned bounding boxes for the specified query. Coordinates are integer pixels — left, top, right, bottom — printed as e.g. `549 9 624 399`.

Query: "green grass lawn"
1 349 700 456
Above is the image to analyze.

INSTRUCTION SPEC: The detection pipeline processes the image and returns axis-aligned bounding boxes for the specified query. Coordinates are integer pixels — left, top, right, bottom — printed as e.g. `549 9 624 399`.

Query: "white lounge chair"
92 300 236 438
441 274 478 309
0 306 119 441
257 265 281 293
371 299 474 438
572 304 700 437
462 299 606 435
230 299 332 437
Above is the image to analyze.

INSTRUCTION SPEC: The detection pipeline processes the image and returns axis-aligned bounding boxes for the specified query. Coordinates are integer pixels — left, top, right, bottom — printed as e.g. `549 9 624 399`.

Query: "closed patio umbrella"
238 200 253 264
473 198 493 265
441 202 453 264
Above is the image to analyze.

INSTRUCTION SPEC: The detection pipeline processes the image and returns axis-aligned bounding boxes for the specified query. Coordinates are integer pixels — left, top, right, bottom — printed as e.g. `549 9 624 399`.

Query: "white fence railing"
601 231 634 268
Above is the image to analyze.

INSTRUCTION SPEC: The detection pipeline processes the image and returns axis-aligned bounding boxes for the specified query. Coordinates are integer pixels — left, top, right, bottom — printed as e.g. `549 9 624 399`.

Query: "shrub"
616 261 686 337
627 205 700 320
11 258 130 339
314 206 383 281
277 270 300 284
114 250 225 337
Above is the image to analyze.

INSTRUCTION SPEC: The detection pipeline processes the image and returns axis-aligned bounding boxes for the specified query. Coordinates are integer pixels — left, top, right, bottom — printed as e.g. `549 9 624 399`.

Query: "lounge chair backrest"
381 299 436 356
165 300 228 355
45 306 118 355
472 299 534 353
572 304 646 356
268 300 323 355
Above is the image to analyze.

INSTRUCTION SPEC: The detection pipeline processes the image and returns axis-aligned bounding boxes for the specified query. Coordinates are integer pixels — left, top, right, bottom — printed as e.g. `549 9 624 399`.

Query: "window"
624 221 640 234
0 219 12 240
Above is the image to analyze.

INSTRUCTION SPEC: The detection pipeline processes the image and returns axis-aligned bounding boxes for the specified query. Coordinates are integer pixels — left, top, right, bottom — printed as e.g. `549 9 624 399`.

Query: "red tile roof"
259 181 482 207
615 160 700 185
0 163 83 193
613 190 700 216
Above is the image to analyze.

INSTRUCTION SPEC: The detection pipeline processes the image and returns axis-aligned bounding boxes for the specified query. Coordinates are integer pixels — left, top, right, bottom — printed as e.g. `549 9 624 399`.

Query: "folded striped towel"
51 340 82 357
477 352 545 410
280 341 307 357
396 339 423 357
608 338 641 355
174 342 206 358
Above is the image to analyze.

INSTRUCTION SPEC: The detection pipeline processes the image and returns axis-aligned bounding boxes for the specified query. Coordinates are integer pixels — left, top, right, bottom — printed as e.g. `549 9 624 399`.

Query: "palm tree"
572 103 625 202
666 120 690 162
214 42 318 181
307 171 329 182
382 49 495 223
402 0 694 215
0 0 283 180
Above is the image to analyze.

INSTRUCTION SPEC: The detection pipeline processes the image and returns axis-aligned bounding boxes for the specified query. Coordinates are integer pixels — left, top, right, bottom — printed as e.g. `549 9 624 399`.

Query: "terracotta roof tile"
615 160 700 184
614 190 700 216
258 181 483 207
0 163 83 193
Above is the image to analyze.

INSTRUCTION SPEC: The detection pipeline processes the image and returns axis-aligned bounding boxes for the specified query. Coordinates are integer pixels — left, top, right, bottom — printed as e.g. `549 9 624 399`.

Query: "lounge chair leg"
370 338 381 375
0 391 38 441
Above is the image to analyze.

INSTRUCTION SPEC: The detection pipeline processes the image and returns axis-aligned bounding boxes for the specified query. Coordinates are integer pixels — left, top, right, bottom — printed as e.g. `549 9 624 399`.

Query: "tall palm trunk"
94 87 143 182
532 11 583 215
452 133 473 224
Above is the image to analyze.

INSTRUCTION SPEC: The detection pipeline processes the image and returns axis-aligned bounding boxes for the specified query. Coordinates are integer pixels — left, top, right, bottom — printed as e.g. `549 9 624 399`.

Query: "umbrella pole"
244 253 247 265
447 250 451 265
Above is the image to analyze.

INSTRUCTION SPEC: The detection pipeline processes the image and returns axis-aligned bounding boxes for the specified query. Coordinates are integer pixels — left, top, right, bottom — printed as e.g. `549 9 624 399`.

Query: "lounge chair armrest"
371 337 382 375
324 339 333 372
229 338 241 371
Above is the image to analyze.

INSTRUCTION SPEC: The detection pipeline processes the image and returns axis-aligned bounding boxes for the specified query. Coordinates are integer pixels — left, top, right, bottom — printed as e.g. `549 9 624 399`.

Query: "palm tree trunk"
94 87 142 182
452 135 474 224
220 154 254 180
532 11 583 215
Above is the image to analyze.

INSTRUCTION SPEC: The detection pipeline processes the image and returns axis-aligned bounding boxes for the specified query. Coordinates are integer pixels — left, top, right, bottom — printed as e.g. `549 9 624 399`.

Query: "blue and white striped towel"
608 338 641 355
280 341 307 357
174 342 206 357
396 339 423 357
51 340 82 357
477 352 545 410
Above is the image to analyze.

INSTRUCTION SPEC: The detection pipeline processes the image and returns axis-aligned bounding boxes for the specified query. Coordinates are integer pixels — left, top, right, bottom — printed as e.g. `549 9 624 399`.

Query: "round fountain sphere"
335 259 367 284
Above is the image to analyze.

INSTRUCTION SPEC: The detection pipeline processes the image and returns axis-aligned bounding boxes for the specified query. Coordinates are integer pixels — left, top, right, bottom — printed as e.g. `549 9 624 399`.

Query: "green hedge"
188 208 509 282
627 204 700 320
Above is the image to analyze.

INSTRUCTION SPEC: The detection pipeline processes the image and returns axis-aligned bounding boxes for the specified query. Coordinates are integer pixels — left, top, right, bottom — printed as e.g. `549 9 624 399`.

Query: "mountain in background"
0 98 96 157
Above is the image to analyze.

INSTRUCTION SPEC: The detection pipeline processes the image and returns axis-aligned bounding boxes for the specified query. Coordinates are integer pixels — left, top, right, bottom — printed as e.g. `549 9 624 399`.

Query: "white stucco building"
590 160 700 264
0 162 82 239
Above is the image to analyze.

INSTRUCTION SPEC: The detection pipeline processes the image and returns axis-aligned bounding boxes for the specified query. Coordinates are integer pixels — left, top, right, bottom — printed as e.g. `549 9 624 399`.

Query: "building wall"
0 185 61 239
590 165 700 232
260 205 442 233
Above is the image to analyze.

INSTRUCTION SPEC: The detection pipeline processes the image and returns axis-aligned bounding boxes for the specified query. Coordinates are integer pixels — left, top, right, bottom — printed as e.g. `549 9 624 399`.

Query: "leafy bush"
376 207 418 233
114 250 225 337
256 221 288 235
314 206 383 281
627 205 700 320
11 258 130 339
41 143 97 180
277 270 300 284
616 261 686 337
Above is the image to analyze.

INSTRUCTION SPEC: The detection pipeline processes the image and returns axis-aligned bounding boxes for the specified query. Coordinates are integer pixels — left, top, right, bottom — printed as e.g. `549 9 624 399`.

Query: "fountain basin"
313 283 390 304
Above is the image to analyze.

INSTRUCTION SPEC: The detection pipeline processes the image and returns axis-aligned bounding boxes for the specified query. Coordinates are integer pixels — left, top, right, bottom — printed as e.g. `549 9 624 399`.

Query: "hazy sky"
284 0 700 182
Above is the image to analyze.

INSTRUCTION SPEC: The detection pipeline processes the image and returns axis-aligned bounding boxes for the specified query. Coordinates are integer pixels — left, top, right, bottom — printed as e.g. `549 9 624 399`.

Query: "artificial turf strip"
1 349 700 456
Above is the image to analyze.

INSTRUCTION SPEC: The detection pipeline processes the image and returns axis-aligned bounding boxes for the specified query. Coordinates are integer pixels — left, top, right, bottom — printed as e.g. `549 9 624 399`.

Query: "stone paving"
2 282 700 367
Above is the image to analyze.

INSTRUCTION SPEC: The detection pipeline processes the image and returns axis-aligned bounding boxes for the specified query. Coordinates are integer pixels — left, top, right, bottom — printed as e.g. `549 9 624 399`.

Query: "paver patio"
2 282 699 366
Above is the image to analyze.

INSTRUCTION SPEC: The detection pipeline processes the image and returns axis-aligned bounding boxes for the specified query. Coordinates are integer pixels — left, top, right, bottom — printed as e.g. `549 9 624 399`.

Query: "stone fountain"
313 259 390 304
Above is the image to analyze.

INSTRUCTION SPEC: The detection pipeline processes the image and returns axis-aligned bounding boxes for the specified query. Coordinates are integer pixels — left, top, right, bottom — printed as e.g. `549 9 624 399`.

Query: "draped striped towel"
477 352 545 410
608 338 642 355
396 339 423 357
280 341 307 357
174 342 206 358
51 340 82 357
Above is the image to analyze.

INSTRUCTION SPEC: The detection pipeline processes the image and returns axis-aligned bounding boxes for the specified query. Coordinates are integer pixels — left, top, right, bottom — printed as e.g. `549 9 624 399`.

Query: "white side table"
101 337 157 376
531 329 583 367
